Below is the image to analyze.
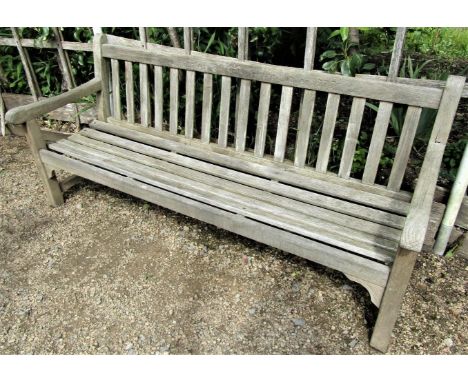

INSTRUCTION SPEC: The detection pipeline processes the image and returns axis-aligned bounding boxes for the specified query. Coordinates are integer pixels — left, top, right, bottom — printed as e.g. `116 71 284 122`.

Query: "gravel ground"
0 135 467 354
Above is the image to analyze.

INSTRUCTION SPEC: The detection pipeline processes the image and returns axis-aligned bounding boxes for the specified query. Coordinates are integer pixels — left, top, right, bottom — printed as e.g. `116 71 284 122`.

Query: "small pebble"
292 318 305 327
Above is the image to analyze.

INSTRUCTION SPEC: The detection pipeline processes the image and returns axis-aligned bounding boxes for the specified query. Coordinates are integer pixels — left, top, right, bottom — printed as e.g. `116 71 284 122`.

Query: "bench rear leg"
25 120 64 207
370 247 418 352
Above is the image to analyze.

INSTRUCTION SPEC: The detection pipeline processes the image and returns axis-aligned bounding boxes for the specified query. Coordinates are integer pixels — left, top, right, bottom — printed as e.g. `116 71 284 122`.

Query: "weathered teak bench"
5 34 466 352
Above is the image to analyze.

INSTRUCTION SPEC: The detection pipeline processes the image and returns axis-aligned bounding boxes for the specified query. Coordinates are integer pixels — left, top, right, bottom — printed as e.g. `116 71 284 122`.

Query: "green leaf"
204 31 216 53
320 50 337 60
328 29 341 39
340 27 349 42
340 59 351 76
362 63 376 70
322 60 338 72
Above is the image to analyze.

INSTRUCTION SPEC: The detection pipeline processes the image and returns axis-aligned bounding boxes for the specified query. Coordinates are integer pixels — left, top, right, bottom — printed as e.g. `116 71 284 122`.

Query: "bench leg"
25 120 64 207
370 247 418 352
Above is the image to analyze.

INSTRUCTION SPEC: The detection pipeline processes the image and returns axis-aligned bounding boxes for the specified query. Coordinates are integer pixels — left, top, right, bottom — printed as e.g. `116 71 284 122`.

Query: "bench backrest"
93 34 465 198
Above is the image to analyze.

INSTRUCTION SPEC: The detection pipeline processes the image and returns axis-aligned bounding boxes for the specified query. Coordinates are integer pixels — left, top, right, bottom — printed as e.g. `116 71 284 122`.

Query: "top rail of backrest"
100 41 444 109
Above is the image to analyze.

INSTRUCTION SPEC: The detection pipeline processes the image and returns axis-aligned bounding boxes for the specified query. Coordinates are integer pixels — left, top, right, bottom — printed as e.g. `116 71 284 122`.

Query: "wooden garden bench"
5 34 465 352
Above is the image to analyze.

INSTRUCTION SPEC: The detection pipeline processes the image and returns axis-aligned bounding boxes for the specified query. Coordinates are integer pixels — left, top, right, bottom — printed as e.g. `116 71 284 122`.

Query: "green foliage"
405 28 468 59
320 27 375 76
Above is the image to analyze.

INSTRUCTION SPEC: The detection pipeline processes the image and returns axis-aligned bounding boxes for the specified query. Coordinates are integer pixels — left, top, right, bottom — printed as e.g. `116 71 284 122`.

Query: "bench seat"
38 121 413 296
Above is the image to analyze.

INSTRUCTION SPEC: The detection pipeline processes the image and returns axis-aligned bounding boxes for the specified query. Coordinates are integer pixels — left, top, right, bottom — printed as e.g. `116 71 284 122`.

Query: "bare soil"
0 135 466 354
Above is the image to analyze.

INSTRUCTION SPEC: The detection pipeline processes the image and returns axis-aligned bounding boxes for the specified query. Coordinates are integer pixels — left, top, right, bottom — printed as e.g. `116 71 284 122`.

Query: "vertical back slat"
294 90 316 167
201 73 213 143
362 101 393 184
185 70 196 138
274 86 294 162
183 27 193 54
303 27 318 70
387 27 407 82
235 79 251 152
139 27 150 126
93 33 111 121
387 106 422 191
11 27 41 101
315 93 340 172
218 75 232 147
338 97 367 178
154 66 163 131
169 68 179 135
111 59 122 120
124 61 135 123
254 82 272 158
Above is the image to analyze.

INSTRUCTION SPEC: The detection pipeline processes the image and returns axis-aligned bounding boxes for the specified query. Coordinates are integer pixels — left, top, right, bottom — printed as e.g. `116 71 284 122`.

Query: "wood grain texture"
154 66 164 131
111 59 122 120
338 97 366 178
370 247 417 352
254 83 272 158
93 34 110 121
387 28 407 82
169 68 179 135
387 106 422 191
294 90 316 167
235 79 251 152
315 93 340 173
218 76 231 147
201 73 213 143
362 101 393 184
124 61 135 123
102 44 443 108
185 70 196 139
304 27 318 70
274 86 294 162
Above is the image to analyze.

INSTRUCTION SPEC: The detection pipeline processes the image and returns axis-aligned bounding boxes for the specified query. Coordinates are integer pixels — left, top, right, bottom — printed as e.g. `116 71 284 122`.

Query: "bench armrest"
400 142 445 252
5 77 102 125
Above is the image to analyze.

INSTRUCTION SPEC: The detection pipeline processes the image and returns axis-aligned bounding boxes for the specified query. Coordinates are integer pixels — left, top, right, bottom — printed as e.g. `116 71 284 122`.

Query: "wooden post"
434 143 468 255
52 27 81 130
25 119 64 206
370 247 418 352
235 28 249 144
387 27 407 81
183 27 193 54
93 32 110 121
139 27 151 127
10 27 41 101
0 91 7 136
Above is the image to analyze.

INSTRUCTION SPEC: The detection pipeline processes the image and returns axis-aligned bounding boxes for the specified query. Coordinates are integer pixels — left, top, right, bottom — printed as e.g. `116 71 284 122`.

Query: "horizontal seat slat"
101 43 443 109
49 138 398 262
68 132 403 242
81 126 406 229
39 149 391 287
94 120 412 214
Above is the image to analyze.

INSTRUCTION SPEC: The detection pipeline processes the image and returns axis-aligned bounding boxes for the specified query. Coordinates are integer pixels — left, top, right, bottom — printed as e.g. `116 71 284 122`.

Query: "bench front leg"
370 247 418 352
24 119 63 207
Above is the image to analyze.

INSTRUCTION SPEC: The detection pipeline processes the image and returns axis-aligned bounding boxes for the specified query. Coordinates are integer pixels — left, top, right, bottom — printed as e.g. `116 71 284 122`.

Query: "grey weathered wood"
235 79 251 152
218 76 231 147
304 27 318 70
10 27 41 101
294 90 316 167
111 59 122 120
362 102 393 184
254 83 272 158
102 43 444 109
124 61 135 123
93 34 110 121
401 76 466 252
82 126 408 228
5 78 102 125
185 70 196 139
315 93 340 173
169 68 179 135
201 73 213 143
40 149 390 287
370 247 417 352
154 66 164 131
345 273 384 307
183 27 193 54
51 139 397 262
387 28 407 82
92 120 411 215
167 27 181 48
139 28 151 127
25 120 63 206
59 175 82 192
338 97 366 178
387 106 422 191
274 86 294 162
237 27 249 60
52 27 80 129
